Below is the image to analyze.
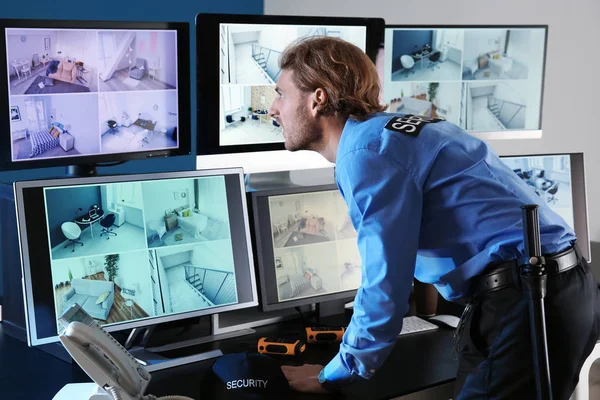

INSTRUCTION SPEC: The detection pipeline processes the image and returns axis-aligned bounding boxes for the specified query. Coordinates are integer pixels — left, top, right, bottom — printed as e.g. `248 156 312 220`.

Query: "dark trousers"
455 258 600 399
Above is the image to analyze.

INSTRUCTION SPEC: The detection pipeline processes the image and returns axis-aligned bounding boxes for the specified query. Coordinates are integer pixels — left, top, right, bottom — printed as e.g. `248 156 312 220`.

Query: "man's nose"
268 102 279 119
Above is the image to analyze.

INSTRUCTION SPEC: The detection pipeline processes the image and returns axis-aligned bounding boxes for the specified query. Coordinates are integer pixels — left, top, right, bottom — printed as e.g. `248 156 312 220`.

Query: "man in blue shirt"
271 37 600 399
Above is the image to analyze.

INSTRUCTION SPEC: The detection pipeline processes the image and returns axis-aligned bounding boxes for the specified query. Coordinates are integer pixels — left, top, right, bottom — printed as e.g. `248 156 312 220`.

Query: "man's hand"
281 364 329 393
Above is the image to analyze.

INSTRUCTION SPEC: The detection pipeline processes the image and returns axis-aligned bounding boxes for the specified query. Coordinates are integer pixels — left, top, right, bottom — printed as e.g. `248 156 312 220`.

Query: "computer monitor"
381 25 548 140
499 153 590 261
251 184 361 312
1 19 191 174
195 13 384 173
14 168 257 354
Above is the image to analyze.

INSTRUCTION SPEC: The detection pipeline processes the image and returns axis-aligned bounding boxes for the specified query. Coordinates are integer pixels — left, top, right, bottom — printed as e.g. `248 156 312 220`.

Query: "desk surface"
74 209 105 224
0 313 457 399
134 118 157 131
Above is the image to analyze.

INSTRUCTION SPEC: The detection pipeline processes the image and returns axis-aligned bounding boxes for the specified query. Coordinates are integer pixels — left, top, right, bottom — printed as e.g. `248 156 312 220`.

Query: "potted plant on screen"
104 254 120 282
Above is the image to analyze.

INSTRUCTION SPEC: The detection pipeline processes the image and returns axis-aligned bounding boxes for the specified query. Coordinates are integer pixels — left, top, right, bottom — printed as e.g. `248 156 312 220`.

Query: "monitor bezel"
0 18 192 172
250 183 358 312
196 13 385 156
499 152 590 262
383 24 549 140
14 167 258 346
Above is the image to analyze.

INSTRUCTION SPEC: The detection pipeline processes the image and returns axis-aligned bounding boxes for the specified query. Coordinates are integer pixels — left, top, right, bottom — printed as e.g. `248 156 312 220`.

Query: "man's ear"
310 88 328 116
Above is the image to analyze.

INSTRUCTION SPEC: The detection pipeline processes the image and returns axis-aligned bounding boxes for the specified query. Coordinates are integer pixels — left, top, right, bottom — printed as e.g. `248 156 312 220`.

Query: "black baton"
519 204 552 400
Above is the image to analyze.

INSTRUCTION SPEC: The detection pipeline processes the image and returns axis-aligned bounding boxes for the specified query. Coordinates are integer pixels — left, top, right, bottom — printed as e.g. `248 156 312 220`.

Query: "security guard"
273 37 600 399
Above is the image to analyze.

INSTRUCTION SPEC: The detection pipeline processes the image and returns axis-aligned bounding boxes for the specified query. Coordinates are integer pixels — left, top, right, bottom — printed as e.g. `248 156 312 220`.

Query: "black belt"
471 246 580 298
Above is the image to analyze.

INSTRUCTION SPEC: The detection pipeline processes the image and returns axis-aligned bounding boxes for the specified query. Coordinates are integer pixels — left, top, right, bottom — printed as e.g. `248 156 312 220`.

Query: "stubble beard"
283 104 321 152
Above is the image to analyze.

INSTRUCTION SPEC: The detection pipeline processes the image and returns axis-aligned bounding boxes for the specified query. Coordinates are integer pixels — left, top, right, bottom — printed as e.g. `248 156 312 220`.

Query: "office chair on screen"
61 222 83 252
100 214 117 239
546 182 559 205
428 51 441 70
271 119 281 134
107 120 119 135
400 55 415 76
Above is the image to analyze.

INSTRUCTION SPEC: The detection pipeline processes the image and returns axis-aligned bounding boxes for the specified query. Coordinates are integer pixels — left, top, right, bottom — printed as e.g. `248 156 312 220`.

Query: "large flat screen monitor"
14 168 257 347
500 153 590 261
251 184 361 311
0 19 191 172
381 25 548 140
195 13 384 172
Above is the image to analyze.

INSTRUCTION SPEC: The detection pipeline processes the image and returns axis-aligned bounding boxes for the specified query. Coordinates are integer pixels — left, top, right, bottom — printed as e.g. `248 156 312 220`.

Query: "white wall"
51 255 109 286
258 26 298 52
507 29 533 66
8 96 29 133
52 258 85 286
231 30 260 45
264 0 600 243
123 206 144 228
134 30 178 87
435 83 460 124
493 82 526 106
337 27 367 50
6 29 56 76
269 195 300 223
463 29 506 62
159 250 192 269
195 176 230 221
56 30 98 69
301 245 341 292
142 178 195 224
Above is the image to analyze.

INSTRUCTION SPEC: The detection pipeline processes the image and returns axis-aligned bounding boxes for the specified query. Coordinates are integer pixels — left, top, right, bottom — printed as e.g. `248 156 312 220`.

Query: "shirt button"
370 369 376 373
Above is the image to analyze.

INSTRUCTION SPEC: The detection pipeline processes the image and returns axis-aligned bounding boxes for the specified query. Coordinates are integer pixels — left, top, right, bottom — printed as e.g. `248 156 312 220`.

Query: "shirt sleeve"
322 149 423 384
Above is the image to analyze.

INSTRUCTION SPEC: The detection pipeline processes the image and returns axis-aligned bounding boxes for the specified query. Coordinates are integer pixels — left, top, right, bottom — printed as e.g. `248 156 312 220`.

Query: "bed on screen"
28 123 68 158
165 206 230 240
29 129 59 157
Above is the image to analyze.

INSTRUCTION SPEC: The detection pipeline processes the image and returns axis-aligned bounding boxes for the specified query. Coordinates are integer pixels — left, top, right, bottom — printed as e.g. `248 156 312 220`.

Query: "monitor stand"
66 161 128 177
66 164 98 177
315 299 349 325
124 315 255 372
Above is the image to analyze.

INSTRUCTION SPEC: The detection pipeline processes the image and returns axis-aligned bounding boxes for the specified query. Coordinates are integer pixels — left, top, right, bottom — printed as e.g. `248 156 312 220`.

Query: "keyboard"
398 316 439 336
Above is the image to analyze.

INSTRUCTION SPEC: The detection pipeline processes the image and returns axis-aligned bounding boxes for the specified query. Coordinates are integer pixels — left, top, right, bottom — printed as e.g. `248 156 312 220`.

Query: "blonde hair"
279 36 387 121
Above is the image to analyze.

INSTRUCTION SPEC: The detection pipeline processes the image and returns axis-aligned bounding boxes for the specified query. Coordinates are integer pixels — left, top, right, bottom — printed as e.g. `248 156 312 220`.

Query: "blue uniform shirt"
321 113 576 384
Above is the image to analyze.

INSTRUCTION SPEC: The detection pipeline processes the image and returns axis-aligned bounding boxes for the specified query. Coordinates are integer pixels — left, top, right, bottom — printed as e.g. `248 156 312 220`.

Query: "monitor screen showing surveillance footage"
501 154 574 229
219 23 367 147
6 27 181 163
381 26 547 135
257 189 362 305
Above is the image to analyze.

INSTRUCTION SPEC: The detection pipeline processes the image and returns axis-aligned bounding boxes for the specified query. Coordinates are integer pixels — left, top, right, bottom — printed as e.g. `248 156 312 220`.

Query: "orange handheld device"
257 337 306 356
305 327 345 343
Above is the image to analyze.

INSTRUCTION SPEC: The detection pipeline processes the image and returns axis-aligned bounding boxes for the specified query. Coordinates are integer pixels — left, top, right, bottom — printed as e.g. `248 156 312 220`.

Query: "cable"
105 386 123 400
144 394 195 400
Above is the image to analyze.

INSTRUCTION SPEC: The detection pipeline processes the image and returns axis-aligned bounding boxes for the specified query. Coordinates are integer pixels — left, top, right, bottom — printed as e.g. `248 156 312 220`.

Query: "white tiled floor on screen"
221 119 283 146
52 223 146 260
